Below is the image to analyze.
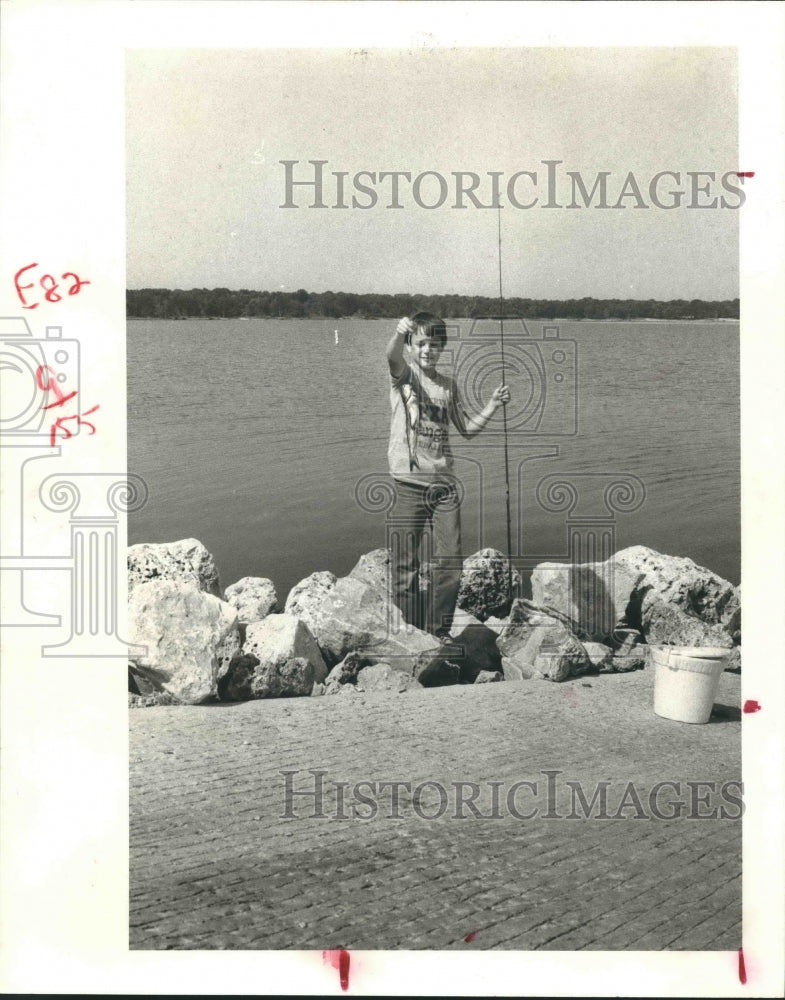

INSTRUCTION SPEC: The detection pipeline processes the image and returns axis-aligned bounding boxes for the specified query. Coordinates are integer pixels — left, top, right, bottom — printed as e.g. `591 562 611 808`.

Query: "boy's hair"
408 311 447 347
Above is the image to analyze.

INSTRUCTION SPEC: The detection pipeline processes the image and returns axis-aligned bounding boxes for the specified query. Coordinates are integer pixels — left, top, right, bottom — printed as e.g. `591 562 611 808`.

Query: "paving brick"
130 668 741 950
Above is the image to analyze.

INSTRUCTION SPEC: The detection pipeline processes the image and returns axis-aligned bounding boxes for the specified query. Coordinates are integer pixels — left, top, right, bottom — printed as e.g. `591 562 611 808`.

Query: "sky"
126 46 739 300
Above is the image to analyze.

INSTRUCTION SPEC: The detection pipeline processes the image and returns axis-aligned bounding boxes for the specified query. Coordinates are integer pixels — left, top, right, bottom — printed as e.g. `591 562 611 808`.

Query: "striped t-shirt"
388 363 465 485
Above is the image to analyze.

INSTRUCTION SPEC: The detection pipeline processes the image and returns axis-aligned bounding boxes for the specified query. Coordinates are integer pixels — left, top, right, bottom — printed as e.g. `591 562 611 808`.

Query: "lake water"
127 318 740 601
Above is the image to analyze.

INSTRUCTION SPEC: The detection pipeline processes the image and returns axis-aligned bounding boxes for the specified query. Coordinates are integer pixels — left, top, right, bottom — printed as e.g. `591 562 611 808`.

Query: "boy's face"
409 330 443 373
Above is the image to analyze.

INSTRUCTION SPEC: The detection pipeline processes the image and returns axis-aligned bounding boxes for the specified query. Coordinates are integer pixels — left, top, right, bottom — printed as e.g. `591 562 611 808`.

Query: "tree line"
127 287 740 321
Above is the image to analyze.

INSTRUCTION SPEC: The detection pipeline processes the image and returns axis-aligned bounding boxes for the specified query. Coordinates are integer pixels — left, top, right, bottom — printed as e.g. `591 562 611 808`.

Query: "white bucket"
651 646 730 724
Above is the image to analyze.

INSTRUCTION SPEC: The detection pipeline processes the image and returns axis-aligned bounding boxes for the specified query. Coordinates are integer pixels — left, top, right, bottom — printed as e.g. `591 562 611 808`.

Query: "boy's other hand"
491 384 511 408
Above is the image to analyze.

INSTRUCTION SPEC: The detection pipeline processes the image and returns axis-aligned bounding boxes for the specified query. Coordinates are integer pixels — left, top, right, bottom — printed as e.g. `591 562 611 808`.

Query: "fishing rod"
497 206 514 603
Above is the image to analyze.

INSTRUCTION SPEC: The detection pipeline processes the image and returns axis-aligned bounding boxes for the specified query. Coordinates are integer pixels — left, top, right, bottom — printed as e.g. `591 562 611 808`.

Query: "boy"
386 312 510 641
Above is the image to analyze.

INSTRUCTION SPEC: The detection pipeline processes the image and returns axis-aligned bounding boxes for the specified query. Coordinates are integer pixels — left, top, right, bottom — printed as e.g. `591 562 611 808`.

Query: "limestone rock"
219 653 316 701
127 538 221 596
224 577 278 622
215 625 242 679
474 670 502 683
284 570 338 619
725 646 741 672
324 651 377 688
613 545 740 632
128 690 181 708
602 656 646 674
531 546 740 647
497 600 591 682
643 603 733 649
530 559 643 642
129 664 164 696
501 656 531 682
285 573 443 674
224 614 328 699
356 663 423 694
128 579 238 704
484 615 510 637
448 608 503 683
348 549 392 597
457 548 521 621
582 641 614 671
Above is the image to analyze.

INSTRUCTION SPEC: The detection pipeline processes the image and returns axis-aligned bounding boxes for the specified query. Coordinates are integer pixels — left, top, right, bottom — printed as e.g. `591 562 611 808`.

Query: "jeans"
389 478 462 636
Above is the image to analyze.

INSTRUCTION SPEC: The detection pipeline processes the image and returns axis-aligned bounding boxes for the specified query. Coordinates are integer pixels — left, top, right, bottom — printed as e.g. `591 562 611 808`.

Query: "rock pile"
127 540 740 705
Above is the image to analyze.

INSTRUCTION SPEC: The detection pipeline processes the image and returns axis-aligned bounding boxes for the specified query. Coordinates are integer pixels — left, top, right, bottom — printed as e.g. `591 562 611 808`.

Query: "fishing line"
497 205 514 601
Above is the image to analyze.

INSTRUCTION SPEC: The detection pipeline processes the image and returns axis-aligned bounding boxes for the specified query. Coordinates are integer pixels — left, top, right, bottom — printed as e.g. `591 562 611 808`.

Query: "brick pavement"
130 668 742 950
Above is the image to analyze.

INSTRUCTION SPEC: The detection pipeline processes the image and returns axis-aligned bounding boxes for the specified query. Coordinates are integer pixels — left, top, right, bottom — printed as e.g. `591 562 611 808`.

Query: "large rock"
127 538 221 596
285 573 444 674
613 545 740 632
348 549 392 596
643 602 733 649
355 663 423 695
582 641 614 671
323 651 377 690
128 579 238 703
285 570 338 617
215 625 242 679
457 548 521 621
448 608 503 683
224 576 279 623
219 654 317 701
484 614 510 637
232 613 328 695
530 558 643 642
474 670 502 683
497 599 591 682
531 546 741 648
606 628 647 672
350 549 436 601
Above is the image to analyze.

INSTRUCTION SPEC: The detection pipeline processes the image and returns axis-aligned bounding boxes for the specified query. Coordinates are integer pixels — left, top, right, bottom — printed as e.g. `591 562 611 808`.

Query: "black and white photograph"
1 2 784 995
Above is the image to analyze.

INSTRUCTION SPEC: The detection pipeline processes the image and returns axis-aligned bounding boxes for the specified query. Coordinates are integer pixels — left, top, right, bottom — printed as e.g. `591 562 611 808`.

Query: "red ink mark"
736 172 755 178
14 263 39 309
40 272 62 303
323 949 351 991
738 948 747 984
464 930 477 942
743 700 761 714
62 271 91 296
36 365 99 447
13 263 90 310
48 406 100 447
36 366 78 409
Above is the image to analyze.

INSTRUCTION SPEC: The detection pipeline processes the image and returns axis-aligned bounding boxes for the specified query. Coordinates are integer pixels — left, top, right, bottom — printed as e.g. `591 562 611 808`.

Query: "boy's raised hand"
396 316 417 340
491 384 511 407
